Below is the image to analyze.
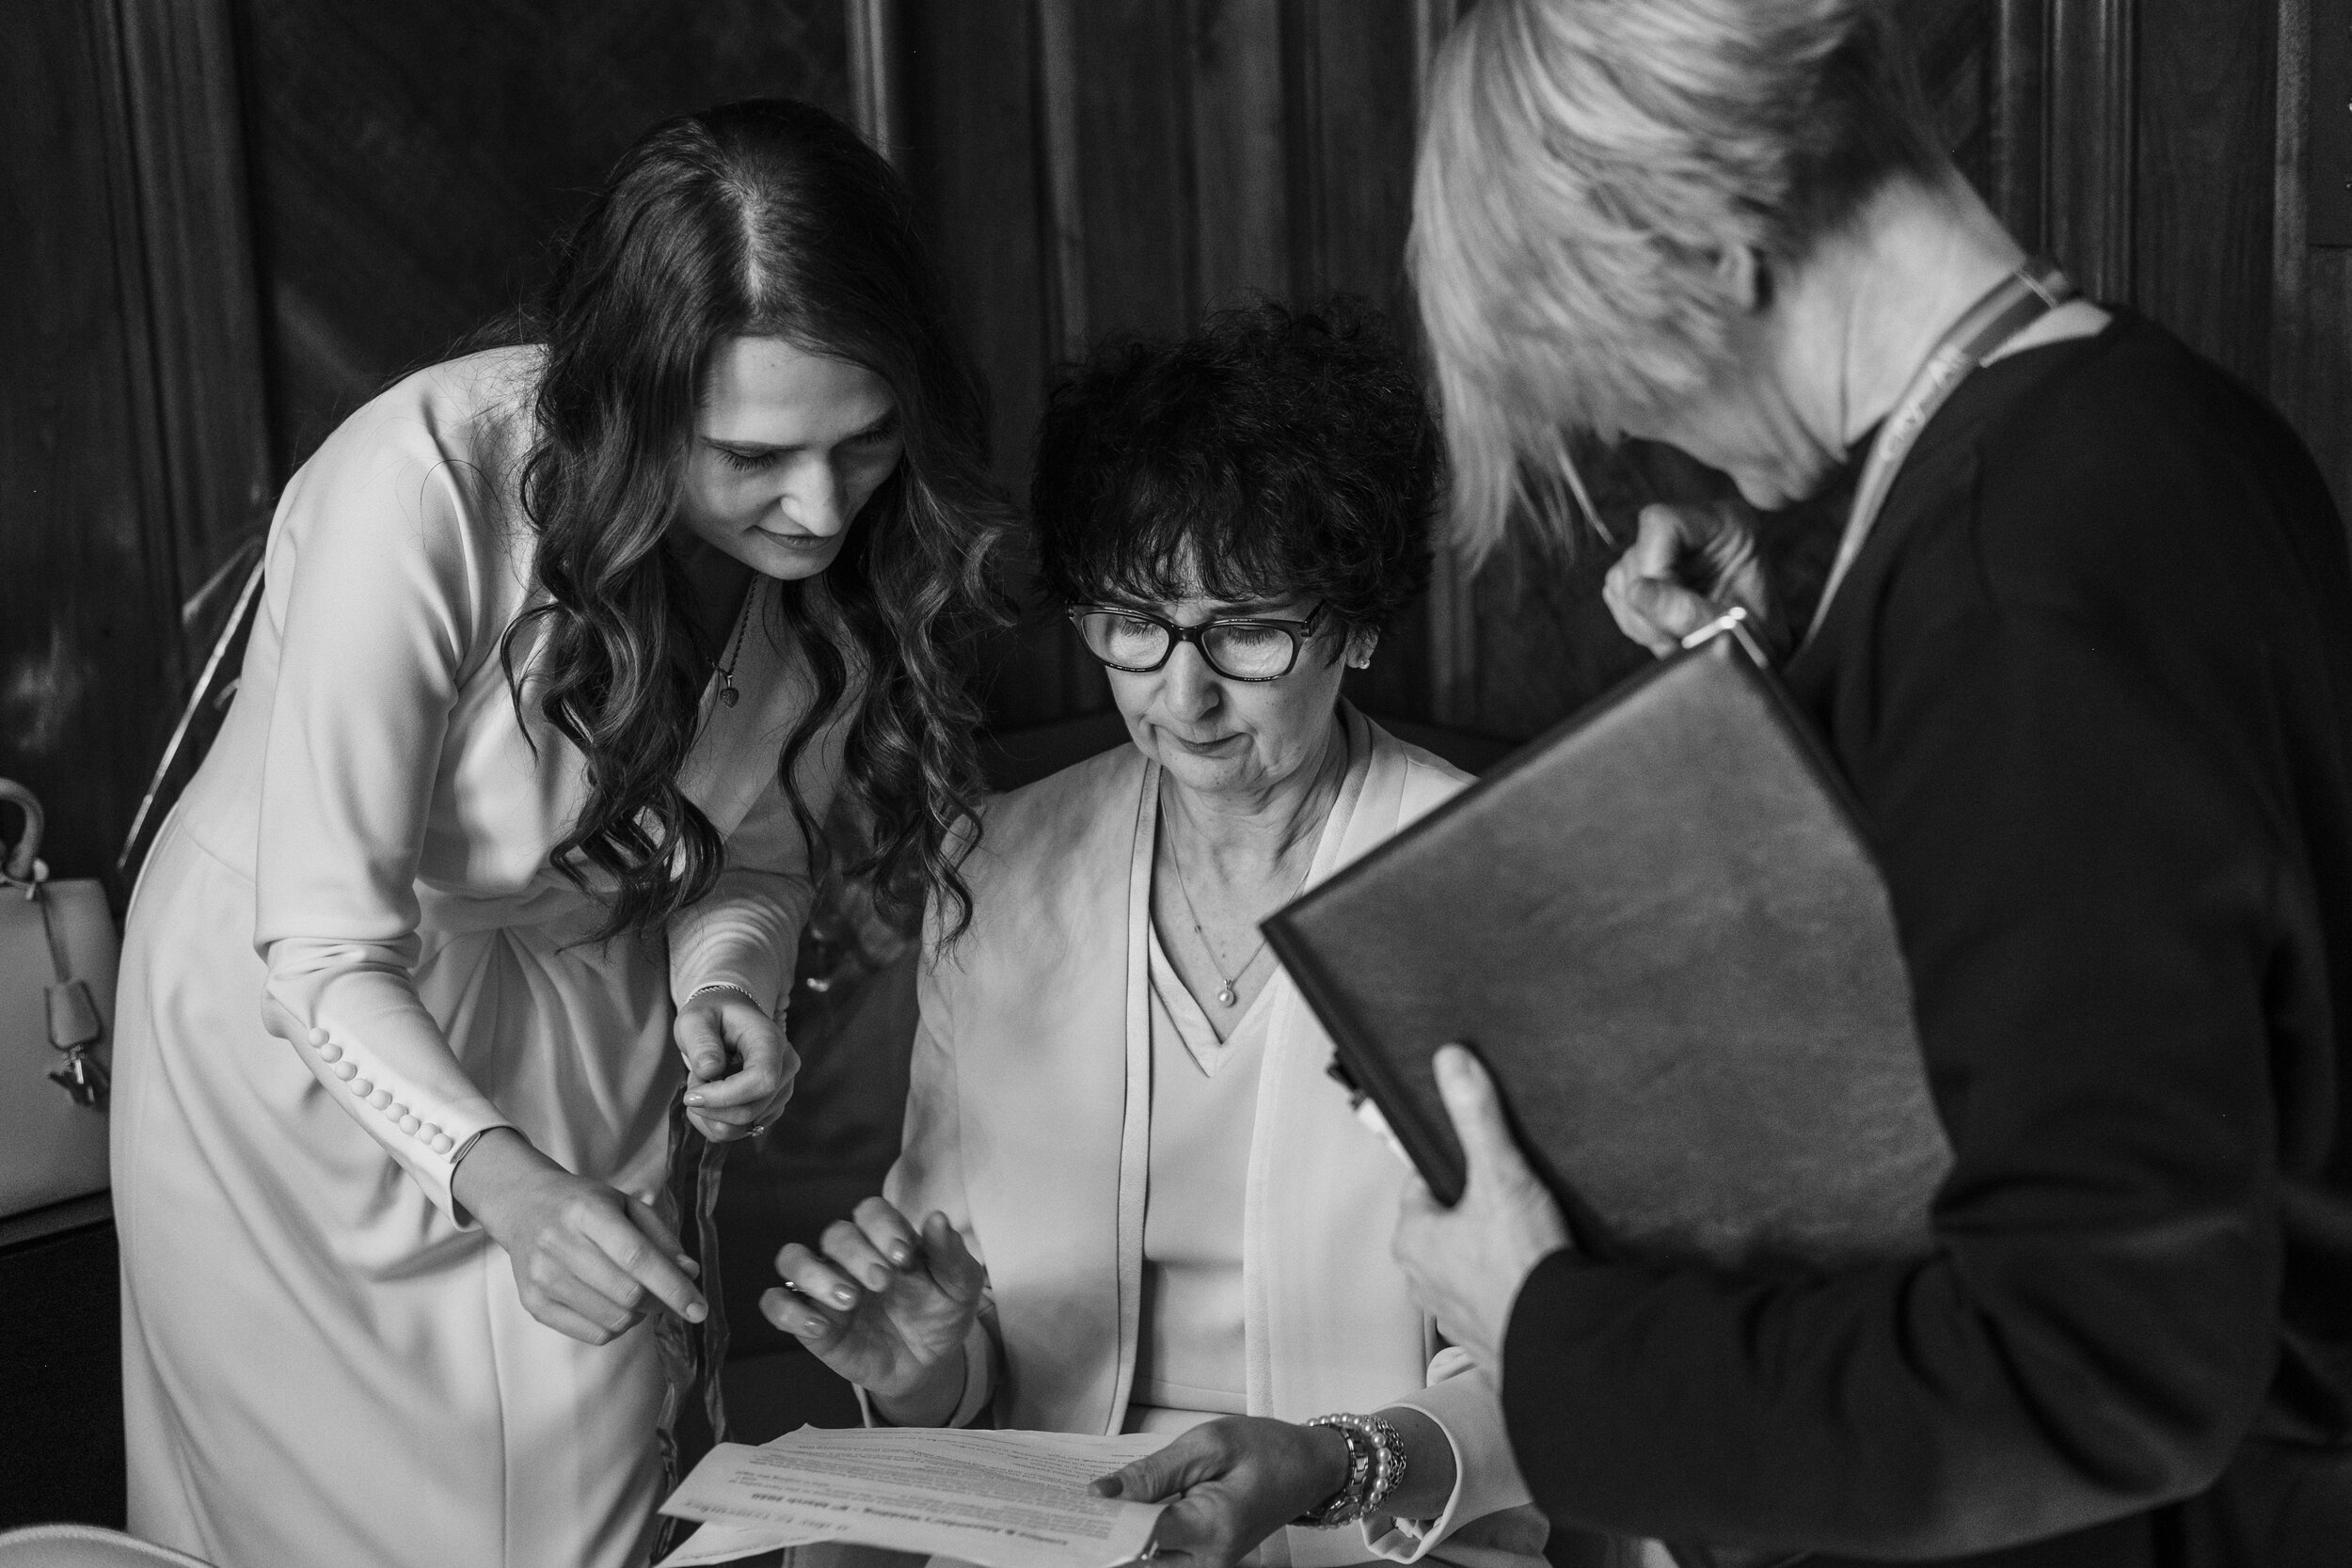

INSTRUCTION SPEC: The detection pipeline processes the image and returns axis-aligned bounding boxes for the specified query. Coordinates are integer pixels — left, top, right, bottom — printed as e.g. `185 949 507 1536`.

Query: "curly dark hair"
1030 298 1439 646
501 99 1010 941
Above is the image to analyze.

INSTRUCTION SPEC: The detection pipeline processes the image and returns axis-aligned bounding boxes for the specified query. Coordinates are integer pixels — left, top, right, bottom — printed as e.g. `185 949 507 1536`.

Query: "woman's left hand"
1090 1417 1352 1568
675 988 798 1143
1392 1045 1573 1370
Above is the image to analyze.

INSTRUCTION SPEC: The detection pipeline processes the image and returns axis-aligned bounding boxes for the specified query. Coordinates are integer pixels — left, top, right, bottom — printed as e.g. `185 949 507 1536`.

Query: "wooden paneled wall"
2 0 855 888
893 0 2352 745
10 0 2352 882
2 0 268 896
888 0 2034 741
232 0 856 474
895 0 1453 734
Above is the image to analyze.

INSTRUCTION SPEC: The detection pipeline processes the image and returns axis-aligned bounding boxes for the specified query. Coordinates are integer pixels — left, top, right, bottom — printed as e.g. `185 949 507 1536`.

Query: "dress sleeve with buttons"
249 395 519 1225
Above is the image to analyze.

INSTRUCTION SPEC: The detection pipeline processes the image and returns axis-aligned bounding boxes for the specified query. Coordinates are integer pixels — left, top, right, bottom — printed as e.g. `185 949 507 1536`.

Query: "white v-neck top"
1128 926 1276 1428
1125 725 1358 1435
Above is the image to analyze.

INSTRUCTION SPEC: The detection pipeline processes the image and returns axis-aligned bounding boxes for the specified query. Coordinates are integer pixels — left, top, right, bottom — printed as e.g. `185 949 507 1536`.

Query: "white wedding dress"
112 348 830 1568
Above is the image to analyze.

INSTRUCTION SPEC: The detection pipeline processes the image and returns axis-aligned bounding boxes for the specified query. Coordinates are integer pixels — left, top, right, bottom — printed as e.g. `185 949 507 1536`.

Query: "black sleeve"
1501 599 2285 1559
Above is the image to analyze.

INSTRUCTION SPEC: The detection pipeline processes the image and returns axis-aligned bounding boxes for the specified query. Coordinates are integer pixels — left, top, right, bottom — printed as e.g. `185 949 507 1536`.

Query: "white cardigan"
885 707 1548 1568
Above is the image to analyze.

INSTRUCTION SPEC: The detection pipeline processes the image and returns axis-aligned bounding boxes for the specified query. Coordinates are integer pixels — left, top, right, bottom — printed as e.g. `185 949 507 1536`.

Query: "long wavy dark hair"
501 99 1010 941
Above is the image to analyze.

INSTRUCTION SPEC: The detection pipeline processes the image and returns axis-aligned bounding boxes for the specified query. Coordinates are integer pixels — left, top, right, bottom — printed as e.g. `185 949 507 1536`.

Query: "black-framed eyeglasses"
1067 603 1329 682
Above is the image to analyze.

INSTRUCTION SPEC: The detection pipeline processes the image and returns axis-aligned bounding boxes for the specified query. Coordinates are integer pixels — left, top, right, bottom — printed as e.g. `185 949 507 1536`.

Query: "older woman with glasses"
760 301 1546 1568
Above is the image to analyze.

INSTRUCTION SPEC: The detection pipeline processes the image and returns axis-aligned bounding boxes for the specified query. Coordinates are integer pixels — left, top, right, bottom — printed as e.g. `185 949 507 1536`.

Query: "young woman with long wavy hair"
110 99 1008 1568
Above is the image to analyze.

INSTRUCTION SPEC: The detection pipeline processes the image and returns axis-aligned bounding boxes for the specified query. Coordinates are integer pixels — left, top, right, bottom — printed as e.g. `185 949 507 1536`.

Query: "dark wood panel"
1068 0 1202 341
903 0 1081 727
1293 0 1435 722
114 0 276 601
2046 0 2137 298
1191 0 1292 309
1992 0 2050 250
2135 0 2278 390
1905 0 1999 201
0 0 187 889
2272 0 2352 515
233 0 854 473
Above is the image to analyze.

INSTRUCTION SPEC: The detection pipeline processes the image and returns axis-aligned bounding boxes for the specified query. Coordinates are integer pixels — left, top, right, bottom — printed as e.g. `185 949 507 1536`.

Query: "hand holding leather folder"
1263 613 1953 1275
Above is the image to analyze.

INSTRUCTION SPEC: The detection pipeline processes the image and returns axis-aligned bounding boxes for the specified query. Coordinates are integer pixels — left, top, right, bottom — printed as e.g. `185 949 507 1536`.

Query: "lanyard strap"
1804 258 2076 642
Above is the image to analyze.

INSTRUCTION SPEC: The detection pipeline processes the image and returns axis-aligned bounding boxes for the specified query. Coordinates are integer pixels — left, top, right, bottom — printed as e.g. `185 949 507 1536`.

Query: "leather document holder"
1264 618 1953 1272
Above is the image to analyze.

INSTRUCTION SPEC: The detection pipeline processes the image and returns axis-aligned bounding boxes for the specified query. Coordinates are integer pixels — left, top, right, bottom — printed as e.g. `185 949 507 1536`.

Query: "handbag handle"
0 779 42 883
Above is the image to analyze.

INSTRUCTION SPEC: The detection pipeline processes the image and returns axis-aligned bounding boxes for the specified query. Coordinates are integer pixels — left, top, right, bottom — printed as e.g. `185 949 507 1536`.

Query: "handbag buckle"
46 979 109 1109
49 1045 109 1110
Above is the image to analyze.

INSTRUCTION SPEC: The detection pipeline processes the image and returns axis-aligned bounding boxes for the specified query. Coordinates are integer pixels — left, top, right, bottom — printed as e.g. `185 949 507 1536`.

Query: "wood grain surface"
2 1 188 891
232 0 853 473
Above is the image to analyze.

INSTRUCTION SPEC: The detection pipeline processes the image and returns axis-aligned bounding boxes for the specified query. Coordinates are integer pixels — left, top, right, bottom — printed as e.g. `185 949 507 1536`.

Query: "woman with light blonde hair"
1391 3 2352 1566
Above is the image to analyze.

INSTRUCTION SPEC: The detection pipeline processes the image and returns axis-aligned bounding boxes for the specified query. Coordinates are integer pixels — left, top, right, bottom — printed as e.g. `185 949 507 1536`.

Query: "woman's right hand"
1601 501 1768 657
451 1127 707 1346
762 1198 985 1425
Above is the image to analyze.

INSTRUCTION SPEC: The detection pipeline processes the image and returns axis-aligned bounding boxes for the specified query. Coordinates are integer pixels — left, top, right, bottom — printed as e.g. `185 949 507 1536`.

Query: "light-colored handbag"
0 780 118 1219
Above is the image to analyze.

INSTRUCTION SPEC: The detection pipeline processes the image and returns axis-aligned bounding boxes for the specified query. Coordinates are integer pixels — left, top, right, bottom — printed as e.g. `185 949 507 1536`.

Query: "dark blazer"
1501 315 2352 1567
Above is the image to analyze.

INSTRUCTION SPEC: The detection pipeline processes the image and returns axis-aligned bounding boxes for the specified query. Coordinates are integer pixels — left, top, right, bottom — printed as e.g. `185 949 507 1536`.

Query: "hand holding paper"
659 1426 1171 1568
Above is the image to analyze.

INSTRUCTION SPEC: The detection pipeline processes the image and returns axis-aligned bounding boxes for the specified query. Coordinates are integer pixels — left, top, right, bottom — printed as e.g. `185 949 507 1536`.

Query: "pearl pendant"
1217 986 1237 1007
720 684 739 708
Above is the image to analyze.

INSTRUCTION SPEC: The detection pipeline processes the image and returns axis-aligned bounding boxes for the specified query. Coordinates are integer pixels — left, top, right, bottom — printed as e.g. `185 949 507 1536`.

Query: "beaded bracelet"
1293 1412 1407 1528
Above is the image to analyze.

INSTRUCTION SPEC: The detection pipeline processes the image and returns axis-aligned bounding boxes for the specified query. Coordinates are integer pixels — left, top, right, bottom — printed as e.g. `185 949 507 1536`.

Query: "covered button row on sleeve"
301 1027 453 1156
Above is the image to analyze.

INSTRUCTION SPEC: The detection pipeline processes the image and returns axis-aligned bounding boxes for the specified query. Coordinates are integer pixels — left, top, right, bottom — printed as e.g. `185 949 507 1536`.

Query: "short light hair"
1411 0 1946 557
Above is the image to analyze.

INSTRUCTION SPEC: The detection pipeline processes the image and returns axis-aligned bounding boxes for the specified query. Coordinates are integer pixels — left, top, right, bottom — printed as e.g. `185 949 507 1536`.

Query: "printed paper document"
656 1425 1170 1568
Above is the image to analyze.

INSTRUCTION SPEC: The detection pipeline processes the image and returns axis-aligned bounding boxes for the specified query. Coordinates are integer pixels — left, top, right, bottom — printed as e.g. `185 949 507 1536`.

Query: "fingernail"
834 1288 855 1307
1089 1478 1120 1497
684 1093 706 1106
685 1303 707 1323
889 1245 913 1266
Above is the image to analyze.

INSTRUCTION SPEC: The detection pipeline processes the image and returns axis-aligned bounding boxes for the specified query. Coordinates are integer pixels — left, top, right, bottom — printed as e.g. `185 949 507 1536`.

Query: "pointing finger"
586 1200 706 1323
627 1196 699 1278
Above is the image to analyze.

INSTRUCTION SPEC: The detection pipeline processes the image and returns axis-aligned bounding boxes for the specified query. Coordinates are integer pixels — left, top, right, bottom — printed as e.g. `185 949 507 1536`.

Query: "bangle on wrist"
685 982 757 1008
448 1126 508 1169
1293 1413 1406 1528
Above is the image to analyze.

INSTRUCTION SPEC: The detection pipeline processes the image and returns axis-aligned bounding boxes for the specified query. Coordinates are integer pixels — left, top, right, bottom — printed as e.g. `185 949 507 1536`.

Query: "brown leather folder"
1265 617 1953 1272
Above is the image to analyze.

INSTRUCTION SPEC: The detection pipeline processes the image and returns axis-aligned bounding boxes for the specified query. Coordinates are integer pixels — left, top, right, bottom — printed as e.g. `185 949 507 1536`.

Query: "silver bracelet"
684 981 757 1007
1295 1412 1406 1528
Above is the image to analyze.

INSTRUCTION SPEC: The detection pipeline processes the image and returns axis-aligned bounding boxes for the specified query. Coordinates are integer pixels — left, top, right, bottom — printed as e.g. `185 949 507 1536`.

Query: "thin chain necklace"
1161 737 1343 1008
1166 832 1296 1008
712 587 753 709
